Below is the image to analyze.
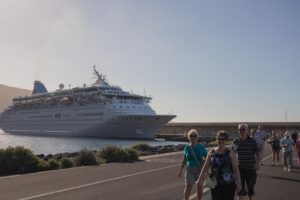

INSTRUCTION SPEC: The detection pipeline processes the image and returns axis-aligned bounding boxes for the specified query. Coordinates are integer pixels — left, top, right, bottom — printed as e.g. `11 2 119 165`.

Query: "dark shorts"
211 182 236 200
238 168 257 197
272 146 281 152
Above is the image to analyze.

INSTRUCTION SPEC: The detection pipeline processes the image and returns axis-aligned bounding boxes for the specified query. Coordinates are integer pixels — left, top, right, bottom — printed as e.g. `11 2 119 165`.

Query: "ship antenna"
285 107 288 131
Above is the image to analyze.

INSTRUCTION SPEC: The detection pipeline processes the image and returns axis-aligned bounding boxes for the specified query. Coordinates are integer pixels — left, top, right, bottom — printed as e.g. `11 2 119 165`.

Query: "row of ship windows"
112 105 144 109
12 103 146 114
2 117 145 124
76 113 104 117
10 105 146 117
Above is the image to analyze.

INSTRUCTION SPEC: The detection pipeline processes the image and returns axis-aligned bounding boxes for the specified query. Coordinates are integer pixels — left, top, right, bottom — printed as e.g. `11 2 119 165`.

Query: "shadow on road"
258 174 300 183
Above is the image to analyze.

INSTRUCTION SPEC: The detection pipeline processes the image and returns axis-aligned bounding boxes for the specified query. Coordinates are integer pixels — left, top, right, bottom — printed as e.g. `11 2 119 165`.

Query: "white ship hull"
0 114 175 139
0 99 175 139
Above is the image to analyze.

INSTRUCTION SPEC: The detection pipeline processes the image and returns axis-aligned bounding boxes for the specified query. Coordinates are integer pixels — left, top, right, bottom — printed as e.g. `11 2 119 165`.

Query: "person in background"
280 131 295 172
232 124 260 200
296 134 300 166
269 130 281 165
255 125 269 165
178 129 208 200
291 130 298 144
250 129 256 138
197 131 241 200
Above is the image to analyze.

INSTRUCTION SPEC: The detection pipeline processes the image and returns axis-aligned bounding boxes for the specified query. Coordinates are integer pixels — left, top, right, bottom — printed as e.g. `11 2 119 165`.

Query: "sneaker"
271 161 275 166
284 167 288 171
288 167 292 172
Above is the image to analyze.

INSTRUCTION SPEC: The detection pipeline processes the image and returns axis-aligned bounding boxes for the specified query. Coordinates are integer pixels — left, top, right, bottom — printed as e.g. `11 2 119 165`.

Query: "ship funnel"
32 80 48 95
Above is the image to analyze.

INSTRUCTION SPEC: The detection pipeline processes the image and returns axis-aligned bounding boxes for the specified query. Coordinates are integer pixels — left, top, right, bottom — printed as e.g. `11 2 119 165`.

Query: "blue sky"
0 0 299 122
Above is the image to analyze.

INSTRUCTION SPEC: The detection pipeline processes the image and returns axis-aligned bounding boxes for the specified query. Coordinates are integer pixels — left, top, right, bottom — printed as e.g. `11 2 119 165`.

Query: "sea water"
0 130 186 155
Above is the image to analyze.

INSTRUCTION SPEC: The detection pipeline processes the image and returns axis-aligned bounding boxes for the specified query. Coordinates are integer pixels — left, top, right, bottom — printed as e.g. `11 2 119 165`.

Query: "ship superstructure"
0 67 175 139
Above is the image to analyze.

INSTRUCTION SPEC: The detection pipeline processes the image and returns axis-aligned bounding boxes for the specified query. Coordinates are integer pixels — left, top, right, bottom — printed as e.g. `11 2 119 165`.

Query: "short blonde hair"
187 129 199 138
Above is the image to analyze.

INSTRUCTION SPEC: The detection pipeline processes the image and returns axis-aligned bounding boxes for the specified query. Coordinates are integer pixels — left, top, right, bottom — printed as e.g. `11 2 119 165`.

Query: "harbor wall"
158 122 300 139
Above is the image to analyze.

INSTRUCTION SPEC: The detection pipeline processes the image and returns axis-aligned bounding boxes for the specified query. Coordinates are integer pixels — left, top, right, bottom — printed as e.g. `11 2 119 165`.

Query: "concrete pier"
158 122 300 138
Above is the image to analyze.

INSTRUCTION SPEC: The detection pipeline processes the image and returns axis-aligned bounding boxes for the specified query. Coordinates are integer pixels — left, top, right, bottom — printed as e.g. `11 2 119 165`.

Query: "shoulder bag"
203 149 227 189
190 144 203 169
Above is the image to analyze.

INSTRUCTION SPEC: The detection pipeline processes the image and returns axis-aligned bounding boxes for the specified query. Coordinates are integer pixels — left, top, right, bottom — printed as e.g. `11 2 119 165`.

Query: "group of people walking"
177 124 300 200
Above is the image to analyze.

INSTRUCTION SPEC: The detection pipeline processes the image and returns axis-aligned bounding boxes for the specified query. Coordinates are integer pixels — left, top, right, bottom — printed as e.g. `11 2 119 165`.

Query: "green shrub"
130 143 152 151
0 146 41 174
48 159 60 170
60 157 74 168
100 145 131 163
75 149 98 166
125 148 140 161
37 160 49 171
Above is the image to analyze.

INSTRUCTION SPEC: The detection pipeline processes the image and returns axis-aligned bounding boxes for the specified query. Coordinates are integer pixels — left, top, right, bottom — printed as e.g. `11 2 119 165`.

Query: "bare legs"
184 183 202 200
184 184 193 200
197 184 203 200
272 150 280 164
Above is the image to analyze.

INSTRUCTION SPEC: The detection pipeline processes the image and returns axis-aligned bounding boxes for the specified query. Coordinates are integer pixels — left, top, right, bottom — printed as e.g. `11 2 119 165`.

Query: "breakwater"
158 122 300 140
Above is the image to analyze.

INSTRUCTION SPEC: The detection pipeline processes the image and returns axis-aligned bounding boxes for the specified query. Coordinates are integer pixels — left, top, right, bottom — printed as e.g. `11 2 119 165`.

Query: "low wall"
158 122 300 138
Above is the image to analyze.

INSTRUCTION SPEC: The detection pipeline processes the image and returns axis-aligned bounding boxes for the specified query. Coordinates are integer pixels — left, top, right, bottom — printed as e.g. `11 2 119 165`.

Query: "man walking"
255 125 269 165
232 124 260 200
280 131 295 172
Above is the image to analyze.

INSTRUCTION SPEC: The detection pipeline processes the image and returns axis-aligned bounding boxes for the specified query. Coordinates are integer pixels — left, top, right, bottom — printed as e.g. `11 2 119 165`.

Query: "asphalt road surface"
0 145 299 200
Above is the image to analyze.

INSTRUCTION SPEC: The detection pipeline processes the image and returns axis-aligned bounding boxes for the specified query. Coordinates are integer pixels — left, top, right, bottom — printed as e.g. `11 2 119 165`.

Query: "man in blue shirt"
280 131 295 172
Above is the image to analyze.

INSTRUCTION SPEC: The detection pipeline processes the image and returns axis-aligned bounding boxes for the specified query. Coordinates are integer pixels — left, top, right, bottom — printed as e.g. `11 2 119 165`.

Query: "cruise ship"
0 67 176 139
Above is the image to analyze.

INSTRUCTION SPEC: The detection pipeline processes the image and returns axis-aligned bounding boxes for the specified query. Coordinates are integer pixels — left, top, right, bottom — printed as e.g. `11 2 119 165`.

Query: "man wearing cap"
232 124 260 200
280 131 295 172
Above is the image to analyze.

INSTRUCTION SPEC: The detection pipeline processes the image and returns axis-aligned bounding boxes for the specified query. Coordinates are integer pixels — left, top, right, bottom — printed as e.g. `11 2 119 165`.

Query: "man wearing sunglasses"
232 124 260 200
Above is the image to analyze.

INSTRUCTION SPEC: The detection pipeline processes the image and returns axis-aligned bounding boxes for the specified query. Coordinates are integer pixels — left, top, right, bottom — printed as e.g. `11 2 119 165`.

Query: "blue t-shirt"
280 137 294 152
183 143 208 168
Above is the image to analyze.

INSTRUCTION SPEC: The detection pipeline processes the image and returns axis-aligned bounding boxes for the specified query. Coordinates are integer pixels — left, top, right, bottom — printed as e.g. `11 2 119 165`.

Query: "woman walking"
269 130 281 165
178 129 208 200
197 131 241 200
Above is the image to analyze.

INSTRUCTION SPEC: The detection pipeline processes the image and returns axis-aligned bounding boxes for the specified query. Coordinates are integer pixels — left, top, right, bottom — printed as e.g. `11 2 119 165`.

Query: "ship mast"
93 65 108 86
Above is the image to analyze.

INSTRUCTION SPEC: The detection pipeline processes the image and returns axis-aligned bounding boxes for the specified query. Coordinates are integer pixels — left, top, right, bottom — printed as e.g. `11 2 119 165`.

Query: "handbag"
204 175 217 189
203 149 225 189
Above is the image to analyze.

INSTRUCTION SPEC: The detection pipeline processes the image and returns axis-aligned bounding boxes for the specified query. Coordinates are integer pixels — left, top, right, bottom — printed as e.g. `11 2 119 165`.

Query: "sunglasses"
216 138 226 141
190 135 197 138
238 128 246 131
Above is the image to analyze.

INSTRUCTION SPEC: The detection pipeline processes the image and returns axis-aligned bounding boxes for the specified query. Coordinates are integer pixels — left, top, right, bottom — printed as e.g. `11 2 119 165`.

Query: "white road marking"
19 164 180 200
262 154 273 162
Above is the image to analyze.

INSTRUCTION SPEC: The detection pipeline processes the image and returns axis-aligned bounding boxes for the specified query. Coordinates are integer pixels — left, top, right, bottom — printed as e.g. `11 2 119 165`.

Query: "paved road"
0 152 185 200
0 145 299 200
201 145 300 200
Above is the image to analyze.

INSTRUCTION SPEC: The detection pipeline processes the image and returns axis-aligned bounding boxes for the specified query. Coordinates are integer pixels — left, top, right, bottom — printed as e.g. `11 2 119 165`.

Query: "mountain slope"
0 84 31 112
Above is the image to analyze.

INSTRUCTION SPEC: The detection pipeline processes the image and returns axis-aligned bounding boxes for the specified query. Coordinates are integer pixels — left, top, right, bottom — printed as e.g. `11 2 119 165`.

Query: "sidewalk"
253 149 300 200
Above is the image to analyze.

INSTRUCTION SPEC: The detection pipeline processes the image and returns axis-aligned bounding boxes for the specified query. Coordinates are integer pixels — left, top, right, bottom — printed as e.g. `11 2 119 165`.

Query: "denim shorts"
185 167 201 185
